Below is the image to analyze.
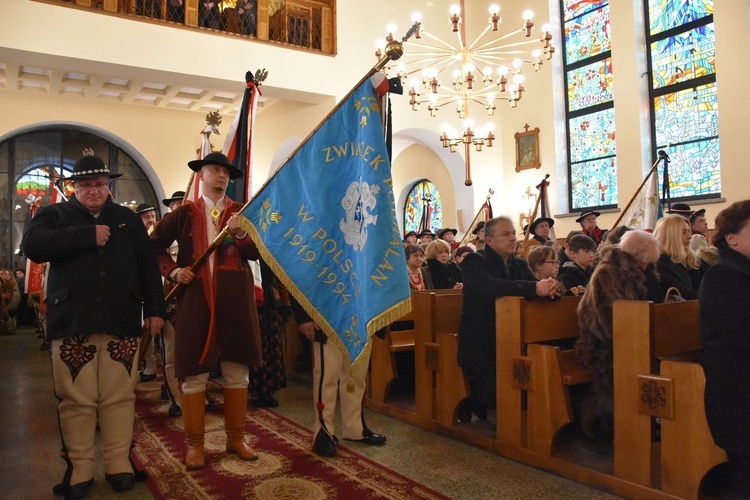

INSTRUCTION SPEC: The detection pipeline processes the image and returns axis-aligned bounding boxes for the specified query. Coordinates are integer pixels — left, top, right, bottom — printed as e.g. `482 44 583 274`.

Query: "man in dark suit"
22 155 165 499
457 216 558 421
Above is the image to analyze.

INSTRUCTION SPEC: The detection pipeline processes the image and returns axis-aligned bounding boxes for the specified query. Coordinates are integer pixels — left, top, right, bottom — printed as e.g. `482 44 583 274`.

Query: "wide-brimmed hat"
187 152 243 180
162 191 185 207
65 155 123 180
472 221 486 235
418 229 436 238
403 230 418 241
575 210 601 224
438 228 457 239
689 208 706 223
135 203 156 215
667 203 694 217
529 217 554 234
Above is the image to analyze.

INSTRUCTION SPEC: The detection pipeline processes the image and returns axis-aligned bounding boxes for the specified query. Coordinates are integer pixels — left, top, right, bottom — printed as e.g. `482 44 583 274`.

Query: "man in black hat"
162 190 185 213
403 230 418 245
135 203 161 385
576 210 607 246
668 203 709 236
150 152 263 469
522 217 555 258
158 190 185 418
438 227 459 252
22 155 166 498
469 221 486 250
418 229 436 247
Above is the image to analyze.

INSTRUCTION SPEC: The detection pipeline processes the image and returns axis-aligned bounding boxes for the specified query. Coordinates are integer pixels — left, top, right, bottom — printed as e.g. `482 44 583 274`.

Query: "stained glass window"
403 180 443 234
646 0 719 200
561 0 616 211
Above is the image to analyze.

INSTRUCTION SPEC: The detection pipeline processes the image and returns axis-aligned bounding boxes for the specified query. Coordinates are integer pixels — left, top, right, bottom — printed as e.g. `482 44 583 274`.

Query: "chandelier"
377 1 554 186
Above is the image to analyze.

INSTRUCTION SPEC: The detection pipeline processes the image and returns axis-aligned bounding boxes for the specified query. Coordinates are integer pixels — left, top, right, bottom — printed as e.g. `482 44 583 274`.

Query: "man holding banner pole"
150 152 263 470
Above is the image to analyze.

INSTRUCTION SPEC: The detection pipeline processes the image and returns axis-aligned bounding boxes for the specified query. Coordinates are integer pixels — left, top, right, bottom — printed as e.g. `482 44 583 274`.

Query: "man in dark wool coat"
150 152 263 470
457 216 559 422
21 155 166 499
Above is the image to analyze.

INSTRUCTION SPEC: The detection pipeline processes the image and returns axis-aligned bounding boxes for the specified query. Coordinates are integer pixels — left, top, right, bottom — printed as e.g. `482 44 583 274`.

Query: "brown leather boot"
223 387 258 461
181 391 206 470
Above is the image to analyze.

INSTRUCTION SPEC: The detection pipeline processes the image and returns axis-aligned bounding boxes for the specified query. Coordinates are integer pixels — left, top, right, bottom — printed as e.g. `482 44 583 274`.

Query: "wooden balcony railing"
51 0 336 55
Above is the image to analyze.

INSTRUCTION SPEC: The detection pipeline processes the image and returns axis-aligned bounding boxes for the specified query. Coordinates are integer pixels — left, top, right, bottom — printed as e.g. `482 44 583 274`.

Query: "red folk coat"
150 197 262 377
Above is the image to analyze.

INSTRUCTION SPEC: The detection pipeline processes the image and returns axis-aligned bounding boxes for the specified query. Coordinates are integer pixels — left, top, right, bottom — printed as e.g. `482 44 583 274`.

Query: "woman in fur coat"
574 230 662 438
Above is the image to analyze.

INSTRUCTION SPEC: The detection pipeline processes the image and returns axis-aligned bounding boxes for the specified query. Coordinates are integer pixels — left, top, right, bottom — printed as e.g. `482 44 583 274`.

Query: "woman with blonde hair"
654 214 706 299
425 239 463 289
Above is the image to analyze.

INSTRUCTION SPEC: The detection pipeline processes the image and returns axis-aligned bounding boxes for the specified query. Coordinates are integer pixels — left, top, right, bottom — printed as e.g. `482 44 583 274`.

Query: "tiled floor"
0 327 619 499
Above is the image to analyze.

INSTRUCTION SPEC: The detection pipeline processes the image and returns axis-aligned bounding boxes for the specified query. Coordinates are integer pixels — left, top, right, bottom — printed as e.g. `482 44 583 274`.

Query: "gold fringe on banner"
238 217 411 376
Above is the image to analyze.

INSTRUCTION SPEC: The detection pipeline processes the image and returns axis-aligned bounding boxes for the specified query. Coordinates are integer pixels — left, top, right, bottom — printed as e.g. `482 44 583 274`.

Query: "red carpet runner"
132 383 448 499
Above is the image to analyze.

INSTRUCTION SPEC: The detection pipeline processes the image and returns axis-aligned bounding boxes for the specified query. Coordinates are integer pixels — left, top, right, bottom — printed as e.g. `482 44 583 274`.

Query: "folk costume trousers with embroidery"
313 339 367 442
51 334 140 485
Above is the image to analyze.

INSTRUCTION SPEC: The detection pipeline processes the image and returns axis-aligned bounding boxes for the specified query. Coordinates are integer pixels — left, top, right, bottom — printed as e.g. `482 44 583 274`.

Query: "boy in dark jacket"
558 234 596 295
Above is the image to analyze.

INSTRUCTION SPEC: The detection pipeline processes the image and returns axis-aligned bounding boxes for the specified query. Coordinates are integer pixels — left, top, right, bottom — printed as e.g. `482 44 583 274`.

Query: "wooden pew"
496 295 592 455
412 290 464 421
612 300 726 498
368 310 415 404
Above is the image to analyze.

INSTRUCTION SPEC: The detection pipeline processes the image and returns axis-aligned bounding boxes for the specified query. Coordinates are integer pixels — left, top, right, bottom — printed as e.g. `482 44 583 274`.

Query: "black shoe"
160 386 169 401
251 394 279 408
205 396 218 412
105 472 135 492
139 372 157 383
313 429 337 457
168 403 182 418
54 478 93 500
457 399 472 423
350 428 387 445
474 405 488 420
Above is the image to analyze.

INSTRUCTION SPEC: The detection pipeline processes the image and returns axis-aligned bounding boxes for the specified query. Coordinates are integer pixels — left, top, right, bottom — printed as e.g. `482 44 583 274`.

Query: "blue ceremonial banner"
239 77 411 368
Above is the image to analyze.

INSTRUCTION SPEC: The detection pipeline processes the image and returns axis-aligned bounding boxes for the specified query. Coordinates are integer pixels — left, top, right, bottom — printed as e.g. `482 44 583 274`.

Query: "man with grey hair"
457 216 559 422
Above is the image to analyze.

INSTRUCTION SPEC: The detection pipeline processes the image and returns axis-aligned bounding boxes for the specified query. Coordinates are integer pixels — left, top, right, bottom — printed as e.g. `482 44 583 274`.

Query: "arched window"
645 0 719 201
0 127 158 270
403 180 443 234
560 0 617 211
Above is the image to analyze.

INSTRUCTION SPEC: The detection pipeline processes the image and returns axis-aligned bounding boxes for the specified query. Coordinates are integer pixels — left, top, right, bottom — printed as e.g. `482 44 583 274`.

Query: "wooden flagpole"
610 156 662 229
457 188 494 248
521 174 549 245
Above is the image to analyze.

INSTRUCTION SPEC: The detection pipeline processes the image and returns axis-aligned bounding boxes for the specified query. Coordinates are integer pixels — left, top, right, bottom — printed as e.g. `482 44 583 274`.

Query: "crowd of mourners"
403 200 750 495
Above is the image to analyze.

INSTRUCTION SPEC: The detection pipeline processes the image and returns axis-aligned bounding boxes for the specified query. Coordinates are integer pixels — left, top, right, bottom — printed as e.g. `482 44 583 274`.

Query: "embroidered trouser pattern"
51 333 139 485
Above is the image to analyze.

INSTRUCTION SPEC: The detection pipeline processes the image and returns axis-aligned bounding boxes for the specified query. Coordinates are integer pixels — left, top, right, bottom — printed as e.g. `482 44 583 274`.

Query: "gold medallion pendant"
210 206 222 226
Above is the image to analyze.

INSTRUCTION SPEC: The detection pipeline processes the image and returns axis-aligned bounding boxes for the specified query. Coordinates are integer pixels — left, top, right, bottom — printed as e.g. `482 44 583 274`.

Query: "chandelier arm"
465 24 493 52
411 30 461 52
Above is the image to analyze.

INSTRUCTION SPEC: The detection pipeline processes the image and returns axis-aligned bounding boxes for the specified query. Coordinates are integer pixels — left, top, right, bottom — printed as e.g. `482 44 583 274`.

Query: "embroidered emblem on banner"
339 180 379 251
60 335 96 382
258 198 281 233
108 337 139 374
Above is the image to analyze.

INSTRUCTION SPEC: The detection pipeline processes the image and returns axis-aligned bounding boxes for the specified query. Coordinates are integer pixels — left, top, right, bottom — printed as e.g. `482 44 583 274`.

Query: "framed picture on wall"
514 126 541 172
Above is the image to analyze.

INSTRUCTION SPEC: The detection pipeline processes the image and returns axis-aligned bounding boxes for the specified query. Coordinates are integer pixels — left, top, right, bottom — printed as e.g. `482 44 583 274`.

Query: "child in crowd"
557 234 596 295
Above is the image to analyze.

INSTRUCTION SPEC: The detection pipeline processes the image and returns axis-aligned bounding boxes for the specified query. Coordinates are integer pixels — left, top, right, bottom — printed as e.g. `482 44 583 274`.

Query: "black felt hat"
418 229 436 238
575 210 601 224
135 203 156 215
689 208 706 223
438 228 457 239
162 191 185 207
187 152 243 180
403 230 418 241
667 203 694 217
529 217 555 234
472 221 486 235
65 155 122 180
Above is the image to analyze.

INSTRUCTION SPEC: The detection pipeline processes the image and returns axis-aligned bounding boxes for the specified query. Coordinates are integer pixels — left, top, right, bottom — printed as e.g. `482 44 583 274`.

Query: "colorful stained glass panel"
567 58 614 111
649 0 713 35
656 139 720 198
568 108 616 163
564 6 611 65
563 0 607 22
650 24 715 89
403 180 443 234
570 157 618 209
654 83 718 147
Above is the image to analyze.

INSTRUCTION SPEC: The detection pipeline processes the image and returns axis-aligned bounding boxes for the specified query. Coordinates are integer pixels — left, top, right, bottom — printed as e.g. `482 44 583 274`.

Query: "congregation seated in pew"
654 214 708 300
557 234 595 296
574 230 663 440
405 244 433 291
424 239 463 290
